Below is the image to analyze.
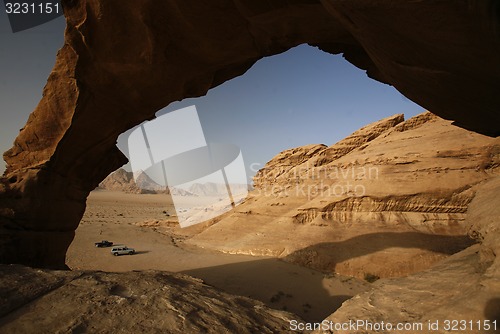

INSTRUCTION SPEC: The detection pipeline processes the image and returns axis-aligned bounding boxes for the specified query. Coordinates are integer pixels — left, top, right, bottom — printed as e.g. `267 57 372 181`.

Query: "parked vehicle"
95 240 113 248
111 246 135 256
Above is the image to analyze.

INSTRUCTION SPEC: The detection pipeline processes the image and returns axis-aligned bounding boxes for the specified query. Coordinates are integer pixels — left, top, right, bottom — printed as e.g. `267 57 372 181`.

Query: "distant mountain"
98 169 195 196
98 168 141 193
133 171 167 193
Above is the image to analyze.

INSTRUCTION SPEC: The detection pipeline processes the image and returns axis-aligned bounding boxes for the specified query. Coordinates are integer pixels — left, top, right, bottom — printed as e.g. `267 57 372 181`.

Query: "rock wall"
313 177 500 334
254 114 407 189
1 0 499 268
186 113 500 278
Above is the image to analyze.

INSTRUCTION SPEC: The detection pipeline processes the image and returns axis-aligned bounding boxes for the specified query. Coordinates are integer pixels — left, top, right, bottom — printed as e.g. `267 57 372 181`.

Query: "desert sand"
66 190 369 322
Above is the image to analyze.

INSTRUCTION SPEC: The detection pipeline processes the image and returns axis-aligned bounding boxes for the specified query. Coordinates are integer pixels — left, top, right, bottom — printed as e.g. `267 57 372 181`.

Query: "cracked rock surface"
0 265 301 334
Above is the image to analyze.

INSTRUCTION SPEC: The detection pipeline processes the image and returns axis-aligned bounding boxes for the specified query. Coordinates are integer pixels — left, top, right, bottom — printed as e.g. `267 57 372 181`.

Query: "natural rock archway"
0 0 499 268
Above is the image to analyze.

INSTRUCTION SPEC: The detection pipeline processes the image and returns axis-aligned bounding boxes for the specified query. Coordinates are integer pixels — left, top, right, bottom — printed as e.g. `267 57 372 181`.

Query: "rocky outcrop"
312 114 405 166
0 265 299 333
391 111 439 133
312 244 498 334
187 113 500 278
253 144 328 190
254 114 406 188
313 177 500 334
1 0 499 268
97 168 141 193
467 177 500 280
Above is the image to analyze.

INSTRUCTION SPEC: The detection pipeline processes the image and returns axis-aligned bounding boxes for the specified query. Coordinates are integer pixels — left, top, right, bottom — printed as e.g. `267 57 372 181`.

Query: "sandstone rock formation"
312 245 499 334
0 0 499 269
253 113 406 189
0 1 499 332
98 168 145 194
0 264 299 333
187 112 500 279
312 178 500 334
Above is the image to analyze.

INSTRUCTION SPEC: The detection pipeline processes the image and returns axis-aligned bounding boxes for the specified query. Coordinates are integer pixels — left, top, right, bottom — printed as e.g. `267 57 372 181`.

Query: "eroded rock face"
0 265 299 333
313 177 500 334
187 113 500 278
253 113 406 189
312 244 499 334
1 0 499 268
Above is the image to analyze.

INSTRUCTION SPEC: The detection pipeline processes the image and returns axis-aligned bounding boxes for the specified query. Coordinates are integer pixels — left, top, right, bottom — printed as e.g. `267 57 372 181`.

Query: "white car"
110 246 135 256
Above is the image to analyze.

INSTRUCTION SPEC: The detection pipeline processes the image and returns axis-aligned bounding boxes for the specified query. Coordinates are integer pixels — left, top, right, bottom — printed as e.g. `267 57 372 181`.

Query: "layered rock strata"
313 177 500 334
187 113 500 278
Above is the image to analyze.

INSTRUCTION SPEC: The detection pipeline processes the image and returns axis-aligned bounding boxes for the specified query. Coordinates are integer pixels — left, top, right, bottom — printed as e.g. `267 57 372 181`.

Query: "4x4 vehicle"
110 246 135 256
95 240 113 248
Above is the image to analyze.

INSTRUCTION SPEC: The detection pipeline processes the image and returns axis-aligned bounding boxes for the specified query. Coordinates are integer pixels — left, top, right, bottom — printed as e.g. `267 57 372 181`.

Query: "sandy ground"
67 190 369 322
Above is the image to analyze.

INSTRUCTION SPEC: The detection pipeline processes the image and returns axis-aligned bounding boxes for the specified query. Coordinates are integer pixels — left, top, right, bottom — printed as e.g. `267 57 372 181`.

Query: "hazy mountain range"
98 169 251 197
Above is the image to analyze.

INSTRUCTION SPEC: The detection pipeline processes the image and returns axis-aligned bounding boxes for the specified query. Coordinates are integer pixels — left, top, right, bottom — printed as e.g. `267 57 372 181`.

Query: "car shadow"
134 250 150 255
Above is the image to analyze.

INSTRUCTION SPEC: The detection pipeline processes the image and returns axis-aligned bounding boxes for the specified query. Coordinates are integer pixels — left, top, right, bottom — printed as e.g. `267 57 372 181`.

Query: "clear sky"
0 11 65 173
0 11 425 180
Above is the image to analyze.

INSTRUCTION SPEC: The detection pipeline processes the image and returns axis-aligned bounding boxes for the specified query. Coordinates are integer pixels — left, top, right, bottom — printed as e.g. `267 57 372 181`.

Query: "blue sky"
0 12 425 179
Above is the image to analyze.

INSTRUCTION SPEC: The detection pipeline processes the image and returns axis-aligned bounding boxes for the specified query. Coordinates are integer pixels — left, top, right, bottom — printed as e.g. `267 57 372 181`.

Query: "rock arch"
0 0 499 268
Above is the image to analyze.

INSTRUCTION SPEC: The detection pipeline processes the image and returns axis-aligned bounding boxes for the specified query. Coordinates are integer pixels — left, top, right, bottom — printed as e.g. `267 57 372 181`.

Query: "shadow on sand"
485 298 500 334
182 232 475 322
283 231 476 272
133 250 151 255
182 257 354 322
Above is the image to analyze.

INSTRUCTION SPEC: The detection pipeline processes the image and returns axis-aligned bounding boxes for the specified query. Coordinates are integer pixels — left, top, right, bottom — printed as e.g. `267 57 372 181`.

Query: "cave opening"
66 44 486 321
1 1 499 330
